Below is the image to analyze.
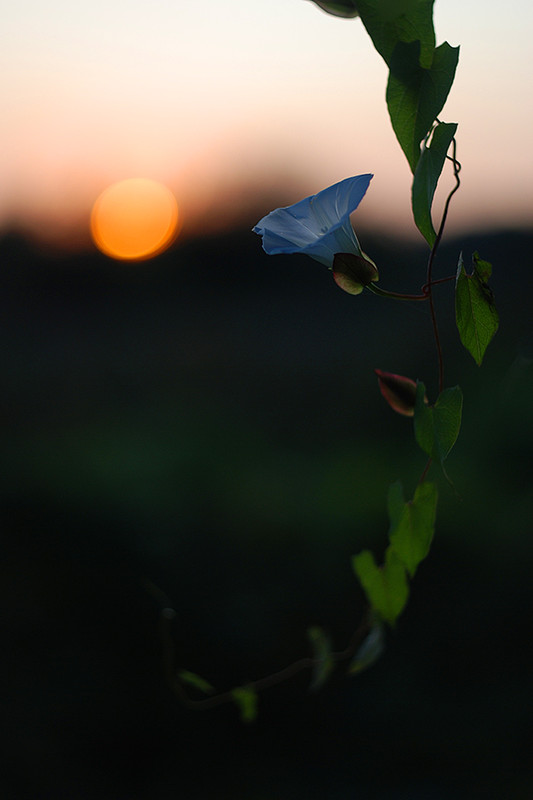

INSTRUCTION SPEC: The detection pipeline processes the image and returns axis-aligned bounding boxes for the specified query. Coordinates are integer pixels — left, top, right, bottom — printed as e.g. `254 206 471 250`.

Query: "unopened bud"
333 253 379 295
375 369 426 417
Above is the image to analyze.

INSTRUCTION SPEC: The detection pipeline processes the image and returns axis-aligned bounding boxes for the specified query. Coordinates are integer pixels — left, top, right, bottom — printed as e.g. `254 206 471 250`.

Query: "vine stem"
153 136 464 716
425 136 462 393
421 274 456 292
158 604 371 711
366 284 428 301
365 274 456 302
418 457 433 485
415 135 462 486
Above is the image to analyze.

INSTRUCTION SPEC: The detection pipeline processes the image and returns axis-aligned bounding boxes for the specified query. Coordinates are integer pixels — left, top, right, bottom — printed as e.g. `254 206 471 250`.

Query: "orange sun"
90 178 179 261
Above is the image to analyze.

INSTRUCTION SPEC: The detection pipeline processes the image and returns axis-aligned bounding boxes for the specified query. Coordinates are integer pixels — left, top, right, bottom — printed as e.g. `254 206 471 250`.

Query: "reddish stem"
425 137 461 393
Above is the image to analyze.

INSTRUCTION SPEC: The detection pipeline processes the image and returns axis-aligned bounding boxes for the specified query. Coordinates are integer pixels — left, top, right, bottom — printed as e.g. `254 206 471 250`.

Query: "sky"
2 0 532 249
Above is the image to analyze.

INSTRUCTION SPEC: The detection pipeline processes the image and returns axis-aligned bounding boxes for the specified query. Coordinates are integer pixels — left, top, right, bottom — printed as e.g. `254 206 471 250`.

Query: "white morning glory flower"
252 174 373 267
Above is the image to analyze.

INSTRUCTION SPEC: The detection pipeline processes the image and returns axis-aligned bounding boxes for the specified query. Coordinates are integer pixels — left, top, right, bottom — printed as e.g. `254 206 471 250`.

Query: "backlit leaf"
386 41 459 172
414 382 463 464
352 546 409 626
412 121 458 245
388 480 438 577
357 0 435 69
455 252 499 365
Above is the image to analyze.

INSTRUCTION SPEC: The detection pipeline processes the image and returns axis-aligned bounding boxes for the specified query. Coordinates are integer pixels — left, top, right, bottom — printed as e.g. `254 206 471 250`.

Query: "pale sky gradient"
2 0 532 248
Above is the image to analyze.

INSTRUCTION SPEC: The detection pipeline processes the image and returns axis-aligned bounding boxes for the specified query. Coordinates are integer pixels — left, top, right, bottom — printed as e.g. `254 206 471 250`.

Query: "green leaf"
455 252 499 365
178 670 214 694
352 546 409 626
349 618 385 674
357 0 435 69
308 0 360 17
388 480 438 577
231 686 258 723
386 41 460 172
412 121 457 245
414 382 463 464
307 626 335 691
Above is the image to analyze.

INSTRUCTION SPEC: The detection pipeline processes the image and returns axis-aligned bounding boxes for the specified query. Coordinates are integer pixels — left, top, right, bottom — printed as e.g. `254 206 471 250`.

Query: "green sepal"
352 546 409 626
412 121 458 245
333 252 379 295
387 480 438 577
375 369 421 416
455 252 499 365
414 382 463 464
231 686 258 723
307 626 335 691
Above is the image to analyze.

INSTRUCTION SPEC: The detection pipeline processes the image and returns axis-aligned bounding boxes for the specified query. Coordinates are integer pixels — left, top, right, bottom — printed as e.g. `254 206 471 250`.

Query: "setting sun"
90 178 179 261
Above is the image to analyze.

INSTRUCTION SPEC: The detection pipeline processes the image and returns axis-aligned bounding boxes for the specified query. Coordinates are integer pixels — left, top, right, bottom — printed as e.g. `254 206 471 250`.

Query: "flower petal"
254 207 320 249
308 174 372 229
253 174 373 267
300 222 361 265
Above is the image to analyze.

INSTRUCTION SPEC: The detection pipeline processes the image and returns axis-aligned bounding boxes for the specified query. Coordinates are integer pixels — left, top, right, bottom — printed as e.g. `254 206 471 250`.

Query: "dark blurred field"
2 227 532 798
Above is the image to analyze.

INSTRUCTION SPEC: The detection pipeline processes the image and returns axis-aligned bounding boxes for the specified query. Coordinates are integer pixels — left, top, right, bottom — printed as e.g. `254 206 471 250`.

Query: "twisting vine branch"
425 136 462 393
156 602 372 712
154 0 496 723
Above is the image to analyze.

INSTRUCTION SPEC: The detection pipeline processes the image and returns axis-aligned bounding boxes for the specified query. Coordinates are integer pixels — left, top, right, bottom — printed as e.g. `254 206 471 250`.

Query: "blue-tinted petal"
309 174 373 229
253 174 373 266
299 222 362 265
253 226 309 254
253 206 321 249
253 217 361 263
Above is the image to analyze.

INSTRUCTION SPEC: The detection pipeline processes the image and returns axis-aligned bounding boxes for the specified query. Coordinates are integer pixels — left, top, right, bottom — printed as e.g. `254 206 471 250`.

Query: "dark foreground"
2 227 533 798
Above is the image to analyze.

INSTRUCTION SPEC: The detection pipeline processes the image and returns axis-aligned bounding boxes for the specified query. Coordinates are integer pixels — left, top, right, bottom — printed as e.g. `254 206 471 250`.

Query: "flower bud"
375 369 426 417
333 253 379 295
